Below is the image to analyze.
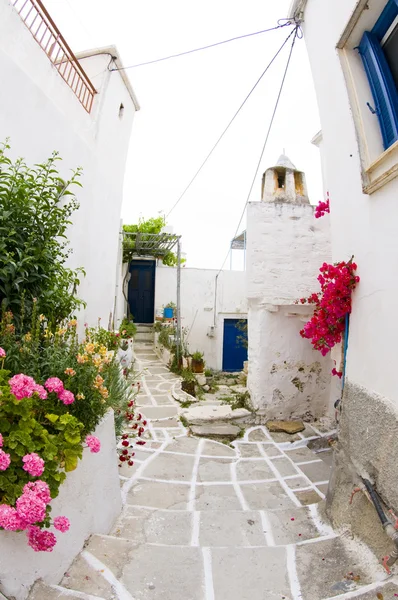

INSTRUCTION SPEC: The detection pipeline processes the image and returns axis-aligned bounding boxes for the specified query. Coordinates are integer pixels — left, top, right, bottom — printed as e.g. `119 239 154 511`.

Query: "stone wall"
0 411 122 600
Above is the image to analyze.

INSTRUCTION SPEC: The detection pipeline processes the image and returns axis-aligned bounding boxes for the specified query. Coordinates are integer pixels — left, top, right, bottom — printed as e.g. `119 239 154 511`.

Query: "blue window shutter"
359 31 398 149
372 0 398 40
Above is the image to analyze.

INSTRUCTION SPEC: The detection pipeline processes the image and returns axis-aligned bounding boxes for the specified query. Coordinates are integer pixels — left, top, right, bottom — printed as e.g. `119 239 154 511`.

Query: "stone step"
190 423 242 440
28 581 80 599
183 404 251 426
135 331 154 342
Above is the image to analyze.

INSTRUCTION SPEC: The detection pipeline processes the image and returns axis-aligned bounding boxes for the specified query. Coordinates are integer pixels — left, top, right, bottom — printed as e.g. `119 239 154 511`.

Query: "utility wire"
165 26 297 219
216 24 300 276
110 22 295 71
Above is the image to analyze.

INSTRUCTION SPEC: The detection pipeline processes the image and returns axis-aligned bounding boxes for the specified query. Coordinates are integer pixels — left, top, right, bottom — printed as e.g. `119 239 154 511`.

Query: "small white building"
246 155 332 418
0 0 139 327
289 0 398 554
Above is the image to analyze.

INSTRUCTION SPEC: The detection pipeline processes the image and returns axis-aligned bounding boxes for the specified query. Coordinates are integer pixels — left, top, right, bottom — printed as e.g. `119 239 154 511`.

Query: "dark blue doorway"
128 261 155 323
222 318 248 372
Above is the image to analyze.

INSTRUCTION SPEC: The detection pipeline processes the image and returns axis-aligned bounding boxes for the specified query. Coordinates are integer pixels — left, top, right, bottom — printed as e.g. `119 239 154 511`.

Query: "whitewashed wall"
246 200 333 417
0 0 138 328
155 266 247 370
0 411 121 600
294 0 398 413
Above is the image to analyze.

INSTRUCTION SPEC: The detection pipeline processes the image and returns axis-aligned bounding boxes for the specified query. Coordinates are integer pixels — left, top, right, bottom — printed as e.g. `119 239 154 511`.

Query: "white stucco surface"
0 411 122 600
154 266 247 370
0 0 138 328
298 0 398 408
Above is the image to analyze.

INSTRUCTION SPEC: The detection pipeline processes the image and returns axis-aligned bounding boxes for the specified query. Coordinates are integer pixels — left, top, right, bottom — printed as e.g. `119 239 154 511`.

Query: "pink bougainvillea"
0 449 10 471
58 389 75 405
53 516 70 532
27 525 57 552
22 453 45 477
8 374 36 400
44 377 64 394
298 261 359 362
314 193 330 219
85 435 101 453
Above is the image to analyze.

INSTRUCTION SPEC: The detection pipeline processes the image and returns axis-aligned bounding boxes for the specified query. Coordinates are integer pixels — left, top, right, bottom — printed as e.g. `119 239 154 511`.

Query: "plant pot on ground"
191 351 205 373
181 369 196 397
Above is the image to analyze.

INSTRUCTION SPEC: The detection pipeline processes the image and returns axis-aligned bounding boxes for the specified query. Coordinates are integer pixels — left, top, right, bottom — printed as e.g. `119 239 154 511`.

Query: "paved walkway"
31 345 397 600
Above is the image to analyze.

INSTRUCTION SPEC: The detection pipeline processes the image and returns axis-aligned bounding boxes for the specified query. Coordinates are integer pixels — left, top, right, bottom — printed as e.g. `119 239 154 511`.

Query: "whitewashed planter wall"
0 411 122 600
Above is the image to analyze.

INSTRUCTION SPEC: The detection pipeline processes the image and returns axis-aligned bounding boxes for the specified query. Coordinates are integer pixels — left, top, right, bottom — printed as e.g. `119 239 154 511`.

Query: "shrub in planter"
191 351 205 373
181 369 196 397
119 318 137 339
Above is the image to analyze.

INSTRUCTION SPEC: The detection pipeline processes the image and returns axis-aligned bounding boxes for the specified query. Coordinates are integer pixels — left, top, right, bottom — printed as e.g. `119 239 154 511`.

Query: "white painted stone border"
0 410 122 600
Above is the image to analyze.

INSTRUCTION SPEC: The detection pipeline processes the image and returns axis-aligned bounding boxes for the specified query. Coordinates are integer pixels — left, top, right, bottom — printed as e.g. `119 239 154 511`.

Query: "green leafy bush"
119 318 137 339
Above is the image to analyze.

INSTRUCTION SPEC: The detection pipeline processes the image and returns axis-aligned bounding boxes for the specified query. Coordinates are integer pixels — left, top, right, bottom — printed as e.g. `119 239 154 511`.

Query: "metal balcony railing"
12 0 96 112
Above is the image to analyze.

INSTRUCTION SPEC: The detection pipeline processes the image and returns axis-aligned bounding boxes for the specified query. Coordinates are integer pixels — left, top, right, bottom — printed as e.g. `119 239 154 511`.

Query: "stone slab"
115 510 193 545
199 510 267 547
202 440 237 457
240 482 294 510
197 458 234 482
211 546 289 599
121 545 204 599
140 406 178 419
191 424 241 439
236 459 274 481
247 428 270 441
142 452 194 481
266 420 305 434
184 404 251 425
298 460 332 483
194 484 242 510
127 480 189 510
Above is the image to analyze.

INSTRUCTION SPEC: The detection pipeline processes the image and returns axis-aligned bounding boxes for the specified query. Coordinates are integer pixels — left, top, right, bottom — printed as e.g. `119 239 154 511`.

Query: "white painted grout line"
308 504 336 537
202 547 215 600
188 438 205 511
230 461 249 510
322 577 397 600
121 439 170 504
82 551 135 600
257 444 301 507
295 459 323 465
50 586 106 600
277 445 326 501
260 510 275 546
191 510 200 547
286 544 303 600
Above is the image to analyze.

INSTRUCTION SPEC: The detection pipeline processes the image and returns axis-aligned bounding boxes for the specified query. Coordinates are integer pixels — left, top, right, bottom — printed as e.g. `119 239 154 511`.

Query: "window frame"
359 0 398 150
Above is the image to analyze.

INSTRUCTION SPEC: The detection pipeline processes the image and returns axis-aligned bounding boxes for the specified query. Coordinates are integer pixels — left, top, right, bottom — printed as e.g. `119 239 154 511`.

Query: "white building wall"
295 0 398 412
246 199 333 417
0 0 138 328
154 266 247 371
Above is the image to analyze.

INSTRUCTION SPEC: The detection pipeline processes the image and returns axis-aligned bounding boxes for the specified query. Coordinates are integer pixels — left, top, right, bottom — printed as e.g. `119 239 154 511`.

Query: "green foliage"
158 326 174 349
122 216 185 266
0 142 85 327
119 318 137 339
192 351 204 361
153 321 163 332
181 368 196 383
0 370 83 505
236 319 248 350
86 324 121 351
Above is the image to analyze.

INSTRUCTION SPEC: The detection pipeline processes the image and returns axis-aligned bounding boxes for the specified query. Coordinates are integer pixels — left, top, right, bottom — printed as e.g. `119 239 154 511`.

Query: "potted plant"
191 351 205 373
163 302 176 319
181 369 196 397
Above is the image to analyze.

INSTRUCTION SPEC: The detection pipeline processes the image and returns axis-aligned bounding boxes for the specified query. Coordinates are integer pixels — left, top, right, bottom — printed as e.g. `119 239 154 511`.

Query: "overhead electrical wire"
165 26 297 218
216 23 300 276
110 21 296 71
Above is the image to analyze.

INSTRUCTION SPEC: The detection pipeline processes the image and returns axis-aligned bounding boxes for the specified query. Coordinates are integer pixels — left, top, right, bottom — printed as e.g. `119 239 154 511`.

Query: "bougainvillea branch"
297 260 359 365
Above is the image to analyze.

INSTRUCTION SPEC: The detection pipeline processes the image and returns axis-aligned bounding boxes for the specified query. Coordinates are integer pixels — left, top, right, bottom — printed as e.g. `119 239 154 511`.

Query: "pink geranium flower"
16 492 46 524
23 481 51 505
58 389 75 405
53 516 70 532
33 384 48 400
85 435 101 453
0 504 27 531
0 449 10 471
44 377 64 394
0 348 6 358
0 433 3 447
22 453 45 477
9 374 36 400
27 525 57 552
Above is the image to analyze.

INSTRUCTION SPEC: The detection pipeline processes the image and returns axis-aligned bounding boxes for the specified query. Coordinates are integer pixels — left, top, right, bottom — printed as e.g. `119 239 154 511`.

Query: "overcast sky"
45 0 322 269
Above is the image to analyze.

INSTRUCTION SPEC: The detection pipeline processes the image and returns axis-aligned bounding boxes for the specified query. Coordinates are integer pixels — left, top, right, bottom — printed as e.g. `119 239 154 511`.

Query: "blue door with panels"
222 318 248 372
128 260 155 323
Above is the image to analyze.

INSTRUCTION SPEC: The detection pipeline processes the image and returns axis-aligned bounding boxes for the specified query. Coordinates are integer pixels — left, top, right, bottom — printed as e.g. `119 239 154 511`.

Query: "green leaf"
45 413 59 423
64 449 79 472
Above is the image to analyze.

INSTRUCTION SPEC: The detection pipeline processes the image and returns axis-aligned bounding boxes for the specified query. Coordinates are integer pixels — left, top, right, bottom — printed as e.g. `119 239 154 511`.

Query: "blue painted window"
358 0 398 149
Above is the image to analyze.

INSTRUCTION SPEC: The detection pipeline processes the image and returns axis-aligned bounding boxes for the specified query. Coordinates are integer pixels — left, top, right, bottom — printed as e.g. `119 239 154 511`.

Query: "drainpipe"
360 479 398 572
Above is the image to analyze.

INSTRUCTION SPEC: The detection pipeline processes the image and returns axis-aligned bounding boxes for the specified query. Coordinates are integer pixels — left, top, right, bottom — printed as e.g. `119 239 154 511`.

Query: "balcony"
12 0 96 112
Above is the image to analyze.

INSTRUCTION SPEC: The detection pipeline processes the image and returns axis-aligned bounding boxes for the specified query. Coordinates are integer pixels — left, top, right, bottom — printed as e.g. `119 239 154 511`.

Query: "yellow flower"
64 368 76 377
68 319 78 328
99 345 107 357
93 355 102 368
56 328 67 336
39 314 46 322
77 353 89 364
76 393 85 400
23 333 32 342
44 329 53 339
85 343 96 355
99 386 109 399
93 374 104 389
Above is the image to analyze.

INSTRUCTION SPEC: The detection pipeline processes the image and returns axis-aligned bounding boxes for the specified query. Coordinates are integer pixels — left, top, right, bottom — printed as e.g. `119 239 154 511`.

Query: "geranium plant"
298 260 359 364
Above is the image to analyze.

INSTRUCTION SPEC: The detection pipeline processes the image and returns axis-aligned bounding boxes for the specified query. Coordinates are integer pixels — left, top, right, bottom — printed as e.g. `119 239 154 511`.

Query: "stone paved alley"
30 345 398 600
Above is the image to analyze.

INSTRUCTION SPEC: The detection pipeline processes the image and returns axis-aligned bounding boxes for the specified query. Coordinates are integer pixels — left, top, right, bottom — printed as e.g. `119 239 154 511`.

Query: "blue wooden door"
222 319 248 372
128 261 155 323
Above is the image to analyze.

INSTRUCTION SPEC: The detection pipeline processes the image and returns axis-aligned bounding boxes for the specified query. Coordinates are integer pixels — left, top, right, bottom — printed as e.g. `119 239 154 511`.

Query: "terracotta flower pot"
191 359 204 373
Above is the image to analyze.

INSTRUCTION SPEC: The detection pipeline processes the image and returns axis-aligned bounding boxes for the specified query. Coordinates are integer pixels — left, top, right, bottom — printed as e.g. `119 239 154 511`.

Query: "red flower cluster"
315 193 330 218
118 395 147 466
298 260 359 357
